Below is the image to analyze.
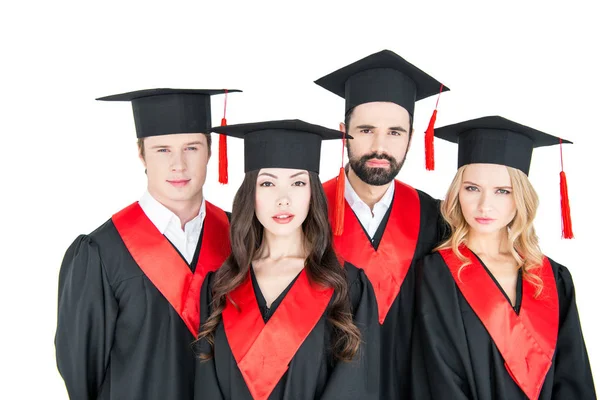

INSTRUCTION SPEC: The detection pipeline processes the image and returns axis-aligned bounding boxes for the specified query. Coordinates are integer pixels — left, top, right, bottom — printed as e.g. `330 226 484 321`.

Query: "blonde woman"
412 117 595 400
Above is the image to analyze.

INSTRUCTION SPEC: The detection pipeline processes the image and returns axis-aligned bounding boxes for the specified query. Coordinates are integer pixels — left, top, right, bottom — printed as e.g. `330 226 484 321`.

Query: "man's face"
140 133 210 205
343 102 412 186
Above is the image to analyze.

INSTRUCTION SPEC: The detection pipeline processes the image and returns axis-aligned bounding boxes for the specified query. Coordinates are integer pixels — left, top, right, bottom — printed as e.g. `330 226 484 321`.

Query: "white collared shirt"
344 174 395 239
138 191 206 264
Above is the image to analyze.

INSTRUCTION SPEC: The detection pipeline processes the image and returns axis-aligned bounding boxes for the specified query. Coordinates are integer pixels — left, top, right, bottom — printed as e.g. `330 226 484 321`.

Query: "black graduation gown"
412 251 596 400
373 190 445 399
55 208 230 400
325 181 444 399
193 263 380 400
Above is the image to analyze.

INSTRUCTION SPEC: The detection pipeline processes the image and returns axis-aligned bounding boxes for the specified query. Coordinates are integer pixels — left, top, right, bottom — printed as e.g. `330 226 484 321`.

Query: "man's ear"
139 151 146 168
138 147 147 175
407 127 414 151
339 122 346 133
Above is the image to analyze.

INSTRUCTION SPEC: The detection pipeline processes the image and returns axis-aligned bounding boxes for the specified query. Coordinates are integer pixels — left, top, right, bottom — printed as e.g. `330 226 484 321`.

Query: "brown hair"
436 165 545 296
197 170 361 361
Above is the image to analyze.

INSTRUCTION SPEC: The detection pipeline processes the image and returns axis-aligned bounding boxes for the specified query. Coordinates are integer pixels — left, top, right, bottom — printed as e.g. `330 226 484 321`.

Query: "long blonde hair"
436 165 545 297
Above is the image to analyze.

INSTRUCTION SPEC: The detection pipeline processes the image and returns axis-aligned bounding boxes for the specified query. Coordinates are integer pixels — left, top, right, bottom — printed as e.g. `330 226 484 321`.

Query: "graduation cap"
314 49 449 170
97 88 241 184
434 116 574 238
210 119 349 173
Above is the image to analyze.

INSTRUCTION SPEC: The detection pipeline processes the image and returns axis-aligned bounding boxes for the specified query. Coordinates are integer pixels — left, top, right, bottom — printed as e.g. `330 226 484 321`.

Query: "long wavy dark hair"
197 170 361 361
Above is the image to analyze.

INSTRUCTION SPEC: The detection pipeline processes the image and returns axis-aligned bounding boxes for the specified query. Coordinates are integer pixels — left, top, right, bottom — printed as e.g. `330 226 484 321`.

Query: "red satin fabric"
440 246 559 400
112 201 230 336
323 179 420 324
223 269 333 400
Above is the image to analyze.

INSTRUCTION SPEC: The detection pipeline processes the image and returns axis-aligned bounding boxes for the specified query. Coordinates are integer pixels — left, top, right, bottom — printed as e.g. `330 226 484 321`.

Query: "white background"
1 1 598 398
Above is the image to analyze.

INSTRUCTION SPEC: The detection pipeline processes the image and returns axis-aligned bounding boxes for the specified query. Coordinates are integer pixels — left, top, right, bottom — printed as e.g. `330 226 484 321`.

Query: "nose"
277 195 290 207
170 150 186 172
371 132 387 153
478 191 493 213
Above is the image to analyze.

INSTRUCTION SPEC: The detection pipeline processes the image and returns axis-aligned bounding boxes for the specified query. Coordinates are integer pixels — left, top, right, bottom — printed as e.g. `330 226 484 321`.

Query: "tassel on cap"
424 109 437 170
218 90 229 184
559 139 574 239
425 84 444 171
333 128 347 236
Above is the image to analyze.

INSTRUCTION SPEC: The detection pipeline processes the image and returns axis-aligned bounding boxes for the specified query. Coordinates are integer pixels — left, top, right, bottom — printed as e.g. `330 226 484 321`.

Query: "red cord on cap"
333 128 347 236
425 84 444 171
218 90 228 184
559 138 574 239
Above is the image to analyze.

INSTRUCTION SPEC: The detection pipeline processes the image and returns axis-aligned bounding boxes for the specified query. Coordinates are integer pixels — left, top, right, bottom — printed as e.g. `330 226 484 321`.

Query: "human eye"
496 188 511 195
259 181 274 187
293 180 307 187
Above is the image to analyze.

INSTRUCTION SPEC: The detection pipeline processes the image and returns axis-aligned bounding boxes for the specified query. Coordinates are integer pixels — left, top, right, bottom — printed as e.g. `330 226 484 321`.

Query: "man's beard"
348 149 406 186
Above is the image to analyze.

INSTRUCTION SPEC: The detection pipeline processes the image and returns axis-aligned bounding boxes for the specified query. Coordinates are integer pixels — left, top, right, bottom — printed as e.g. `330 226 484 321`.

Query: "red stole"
439 246 559 400
323 178 420 324
222 269 333 400
112 201 230 337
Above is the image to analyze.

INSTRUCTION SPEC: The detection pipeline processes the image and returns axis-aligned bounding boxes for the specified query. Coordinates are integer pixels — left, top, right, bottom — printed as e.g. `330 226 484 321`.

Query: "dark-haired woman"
193 120 380 400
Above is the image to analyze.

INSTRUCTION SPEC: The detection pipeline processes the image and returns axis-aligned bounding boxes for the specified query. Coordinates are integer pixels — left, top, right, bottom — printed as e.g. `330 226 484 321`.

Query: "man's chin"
364 177 395 186
162 189 197 203
355 168 398 186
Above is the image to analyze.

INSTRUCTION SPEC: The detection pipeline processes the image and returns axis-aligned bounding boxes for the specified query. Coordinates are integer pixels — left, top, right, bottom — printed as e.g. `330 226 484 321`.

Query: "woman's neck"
257 228 306 261
466 228 511 258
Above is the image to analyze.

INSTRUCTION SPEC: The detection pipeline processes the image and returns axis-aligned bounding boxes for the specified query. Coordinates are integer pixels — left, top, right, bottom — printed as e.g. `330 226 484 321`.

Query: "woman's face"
254 168 311 237
459 163 517 236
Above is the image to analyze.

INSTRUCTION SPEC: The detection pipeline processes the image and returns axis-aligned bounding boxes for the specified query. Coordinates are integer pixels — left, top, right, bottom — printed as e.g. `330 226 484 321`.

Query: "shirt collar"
139 191 206 234
344 172 395 210
184 201 206 235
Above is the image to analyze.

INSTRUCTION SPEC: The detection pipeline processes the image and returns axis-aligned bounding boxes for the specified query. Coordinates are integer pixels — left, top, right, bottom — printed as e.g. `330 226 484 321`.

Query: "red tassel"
333 126 348 236
425 84 444 171
333 167 345 236
218 90 229 185
559 171 573 239
558 139 573 239
425 109 437 171
218 117 228 184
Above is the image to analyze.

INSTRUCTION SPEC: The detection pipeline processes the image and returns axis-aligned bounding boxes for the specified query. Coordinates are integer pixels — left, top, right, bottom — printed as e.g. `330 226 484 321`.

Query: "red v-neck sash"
323 178 420 323
183 202 231 335
222 269 333 400
112 201 230 336
439 246 559 400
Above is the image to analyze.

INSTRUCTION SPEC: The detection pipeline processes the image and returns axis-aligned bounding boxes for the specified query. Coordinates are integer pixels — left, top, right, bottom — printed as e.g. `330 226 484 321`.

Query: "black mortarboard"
435 115 575 238
314 49 449 116
210 119 350 173
434 116 571 175
96 88 241 138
